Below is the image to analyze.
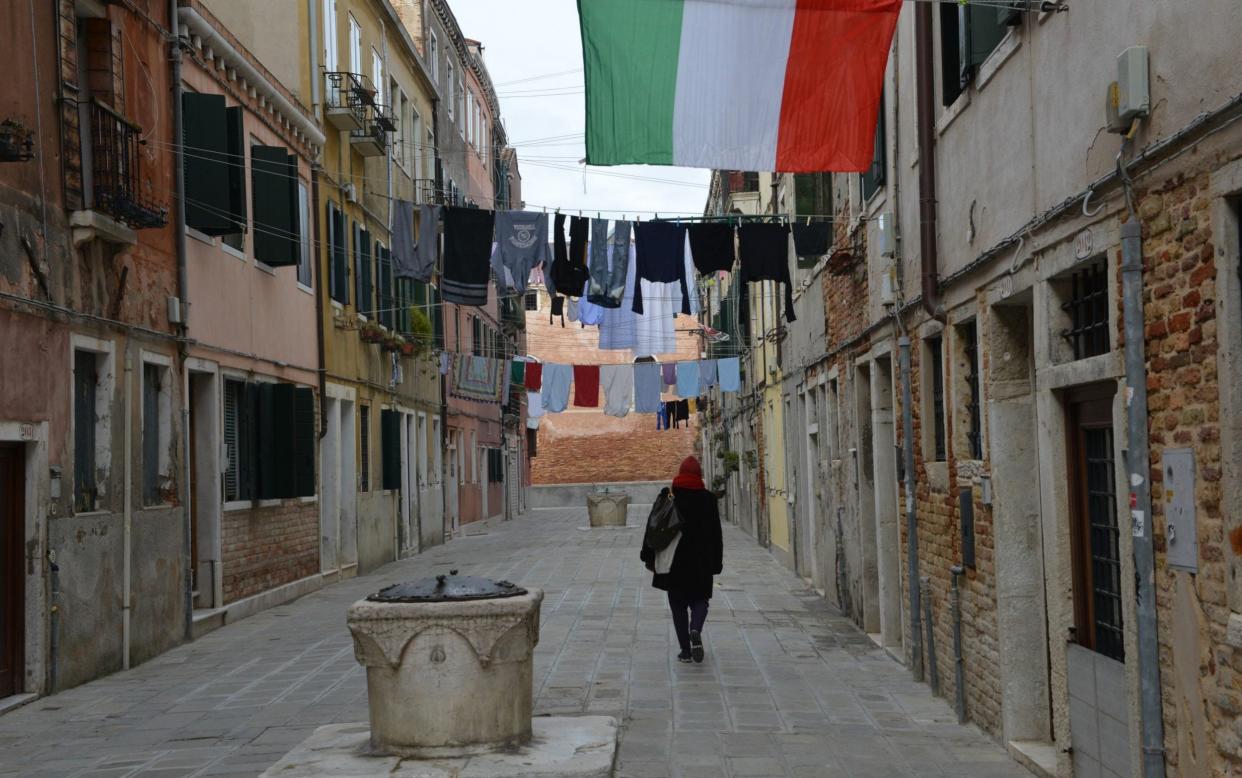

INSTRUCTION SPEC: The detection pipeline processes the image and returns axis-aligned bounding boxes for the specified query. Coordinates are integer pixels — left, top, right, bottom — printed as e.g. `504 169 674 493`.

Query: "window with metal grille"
962 322 983 459
223 379 251 502
74 350 98 512
1084 426 1124 661
142 363 167 505
524 289 539 311
359 405 371 492
1062 259 1110 360
472 316 482 356
927 336 946 461
741 171 759 192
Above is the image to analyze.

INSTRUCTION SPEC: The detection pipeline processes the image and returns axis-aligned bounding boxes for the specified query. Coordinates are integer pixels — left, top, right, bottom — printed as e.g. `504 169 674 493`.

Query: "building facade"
702 3 1242 775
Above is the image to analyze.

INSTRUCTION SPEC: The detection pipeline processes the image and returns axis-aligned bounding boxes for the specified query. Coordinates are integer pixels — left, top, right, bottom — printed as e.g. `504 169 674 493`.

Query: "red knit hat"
673 456 705 490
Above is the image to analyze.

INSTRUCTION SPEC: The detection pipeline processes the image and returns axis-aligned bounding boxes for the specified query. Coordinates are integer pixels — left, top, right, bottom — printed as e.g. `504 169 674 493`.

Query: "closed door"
0 444 25 698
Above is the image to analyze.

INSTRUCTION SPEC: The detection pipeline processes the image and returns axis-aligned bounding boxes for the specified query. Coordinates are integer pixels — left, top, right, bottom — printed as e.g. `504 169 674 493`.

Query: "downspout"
1120 167 1166 776
309 0 328 442
169 0 194 643
914 0 944 321
122 352 133 668
897 317 923 682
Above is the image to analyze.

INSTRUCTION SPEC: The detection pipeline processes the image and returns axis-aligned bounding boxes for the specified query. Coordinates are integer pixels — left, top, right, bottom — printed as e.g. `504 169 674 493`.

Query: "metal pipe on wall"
899 333 923 681
913 0 943 321
122 352 132 669
921 574 937 694
950 564 965 724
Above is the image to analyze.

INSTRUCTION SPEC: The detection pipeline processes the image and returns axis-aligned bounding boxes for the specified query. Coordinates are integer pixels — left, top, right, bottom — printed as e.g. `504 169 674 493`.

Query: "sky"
449 0 711 217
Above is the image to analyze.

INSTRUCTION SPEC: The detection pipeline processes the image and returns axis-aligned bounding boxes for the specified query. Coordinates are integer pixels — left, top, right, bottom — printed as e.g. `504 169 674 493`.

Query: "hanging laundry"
550 295 566 327
550 215 590 296
491 210 550 292
718 357 741 393
569 216 590 277
577 279 605 326
600 241 637 351
442 207 495 306
677 399 690 426
792 221 830 267
567 295 580 323
632 221 692 315
589 220 631 308
688 398 698 413
542 363 573 413
661 363 677 387
526 391 544 429
439 351 451 375
573 365 600 407
524 361 543 391
633 361 662 413
601 364 634 418
510 359 526 388
656 402 670 431
410 204 441 282
451 354 504 403
688 223 735 275
700 359 718 388
739 223 797 322
676 361 700 398
391 199 417 279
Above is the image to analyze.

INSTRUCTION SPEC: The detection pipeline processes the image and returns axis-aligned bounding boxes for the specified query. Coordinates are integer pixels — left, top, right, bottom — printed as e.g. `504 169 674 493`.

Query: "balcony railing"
89 101 167 229
325 71 375 131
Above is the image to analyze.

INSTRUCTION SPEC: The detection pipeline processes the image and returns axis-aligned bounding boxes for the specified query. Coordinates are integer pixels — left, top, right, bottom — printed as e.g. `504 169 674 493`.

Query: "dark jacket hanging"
441 207 496 306
632 221 691 315
688 222 736 274
738 222 797 323
550 213 589 297
792 222 831 260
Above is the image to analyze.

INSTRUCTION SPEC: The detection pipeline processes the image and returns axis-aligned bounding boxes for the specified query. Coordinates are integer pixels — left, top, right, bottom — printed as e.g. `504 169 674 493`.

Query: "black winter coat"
639 487 724 602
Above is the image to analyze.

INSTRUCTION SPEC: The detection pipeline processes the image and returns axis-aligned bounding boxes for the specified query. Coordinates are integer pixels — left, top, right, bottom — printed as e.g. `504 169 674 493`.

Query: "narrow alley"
0 507 1028 778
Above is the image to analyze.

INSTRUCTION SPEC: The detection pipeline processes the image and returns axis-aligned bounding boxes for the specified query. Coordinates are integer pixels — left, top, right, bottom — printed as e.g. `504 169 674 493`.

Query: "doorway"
855 364 880 635
0 444 26 698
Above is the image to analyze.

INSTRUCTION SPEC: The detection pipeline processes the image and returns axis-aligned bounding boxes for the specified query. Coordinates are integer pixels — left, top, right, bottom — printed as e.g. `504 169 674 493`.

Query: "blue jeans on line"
668 591 709 653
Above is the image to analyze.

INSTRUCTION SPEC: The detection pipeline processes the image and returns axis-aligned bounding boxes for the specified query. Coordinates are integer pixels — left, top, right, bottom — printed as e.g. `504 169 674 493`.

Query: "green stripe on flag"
578 0 684 166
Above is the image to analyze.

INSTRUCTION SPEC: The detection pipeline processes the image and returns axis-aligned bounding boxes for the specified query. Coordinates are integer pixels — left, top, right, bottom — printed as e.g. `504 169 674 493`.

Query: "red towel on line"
573 365 600 408
525 362 543 391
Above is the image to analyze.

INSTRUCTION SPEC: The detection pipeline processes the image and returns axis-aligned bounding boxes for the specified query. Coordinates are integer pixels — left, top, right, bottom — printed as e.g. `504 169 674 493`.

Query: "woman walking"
640 456 724 663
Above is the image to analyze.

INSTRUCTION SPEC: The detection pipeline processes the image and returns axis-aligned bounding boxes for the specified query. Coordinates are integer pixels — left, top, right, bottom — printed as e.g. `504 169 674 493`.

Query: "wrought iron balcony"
88 101 167 229
325 71 376 131
350 116 389 158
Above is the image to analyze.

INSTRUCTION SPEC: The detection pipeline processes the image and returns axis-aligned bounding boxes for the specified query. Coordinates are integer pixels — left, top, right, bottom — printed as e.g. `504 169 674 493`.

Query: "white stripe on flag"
671 0 797 172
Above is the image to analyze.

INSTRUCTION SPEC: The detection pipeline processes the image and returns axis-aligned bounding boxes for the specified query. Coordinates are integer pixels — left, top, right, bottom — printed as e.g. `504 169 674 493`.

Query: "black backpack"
643 488 684 552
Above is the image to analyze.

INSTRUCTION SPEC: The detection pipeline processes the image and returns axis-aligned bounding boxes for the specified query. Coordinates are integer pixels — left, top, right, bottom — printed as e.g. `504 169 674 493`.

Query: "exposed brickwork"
221 500 319 604
1137 172 1238 774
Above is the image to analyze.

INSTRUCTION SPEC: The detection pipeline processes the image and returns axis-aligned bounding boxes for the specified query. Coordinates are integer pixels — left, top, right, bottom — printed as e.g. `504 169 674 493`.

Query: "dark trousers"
668 591 709 653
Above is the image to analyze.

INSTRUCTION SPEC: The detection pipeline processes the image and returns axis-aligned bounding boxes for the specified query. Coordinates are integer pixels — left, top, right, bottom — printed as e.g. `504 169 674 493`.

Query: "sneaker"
677 651 693 663
689 630 704 663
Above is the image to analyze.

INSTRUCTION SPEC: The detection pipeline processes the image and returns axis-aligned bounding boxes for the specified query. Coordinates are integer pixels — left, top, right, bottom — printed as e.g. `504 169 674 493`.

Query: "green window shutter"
356 227 373 316
293 387 316 497
940 4 964 107
241 382 260 500
861 96 886 201
381 409 401 491
252 146 299 266
966 4 1007 71
331 207 349 303
378 244 393 329
431 284 443 345
225 107 247 234
182 93 233 234
258 383 298 499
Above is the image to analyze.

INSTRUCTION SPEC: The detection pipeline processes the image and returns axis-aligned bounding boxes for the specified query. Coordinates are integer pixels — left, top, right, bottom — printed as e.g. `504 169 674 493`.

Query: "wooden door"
0 444 25 698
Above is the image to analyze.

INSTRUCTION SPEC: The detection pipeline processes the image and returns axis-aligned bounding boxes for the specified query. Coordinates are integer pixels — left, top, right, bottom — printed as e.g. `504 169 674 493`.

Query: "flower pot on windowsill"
360 323 385 343
381 334 405 353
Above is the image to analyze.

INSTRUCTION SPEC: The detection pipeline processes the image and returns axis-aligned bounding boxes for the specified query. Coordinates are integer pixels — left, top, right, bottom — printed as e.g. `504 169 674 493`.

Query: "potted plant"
360 321 385 343
722 451 740 475
381 332 404 352
407 307 434 355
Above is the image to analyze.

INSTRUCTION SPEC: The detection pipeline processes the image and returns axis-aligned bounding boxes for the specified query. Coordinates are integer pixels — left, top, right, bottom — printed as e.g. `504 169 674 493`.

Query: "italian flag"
578 0 901 173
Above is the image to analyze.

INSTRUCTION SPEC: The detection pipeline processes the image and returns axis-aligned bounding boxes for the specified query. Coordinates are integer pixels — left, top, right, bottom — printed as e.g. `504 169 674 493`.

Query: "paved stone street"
0 508 1030 777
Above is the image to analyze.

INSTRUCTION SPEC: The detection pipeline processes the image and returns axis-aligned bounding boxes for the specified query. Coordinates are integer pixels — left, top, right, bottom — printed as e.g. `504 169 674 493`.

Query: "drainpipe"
898 325 923 682
1121 215 1166 776
914 0 944 321
314 169 328 440
122 352 133 669
169 0 194 643
950 564 966 723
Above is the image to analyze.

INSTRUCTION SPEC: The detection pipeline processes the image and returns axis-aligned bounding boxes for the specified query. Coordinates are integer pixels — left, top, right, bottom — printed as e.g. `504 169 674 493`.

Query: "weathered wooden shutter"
330 207 349 303
73 351 97 512
357 228 373 316
381 409 401 491
225 107 247 234
252 146 300 266
294 387 316 497
377 244 393 329
258 382 299 499
240 382 260 500
940 4 964 106
182 93 234 234
223 380 240 500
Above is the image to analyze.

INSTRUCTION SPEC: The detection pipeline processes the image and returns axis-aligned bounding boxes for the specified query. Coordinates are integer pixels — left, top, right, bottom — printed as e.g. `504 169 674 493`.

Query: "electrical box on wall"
879 265 897 305
1116 46 1150 125
876 212 895 257
1163 448 1197 572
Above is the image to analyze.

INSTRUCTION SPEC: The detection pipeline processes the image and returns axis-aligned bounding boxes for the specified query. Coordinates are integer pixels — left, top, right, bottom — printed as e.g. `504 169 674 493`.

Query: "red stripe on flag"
775 0 901 173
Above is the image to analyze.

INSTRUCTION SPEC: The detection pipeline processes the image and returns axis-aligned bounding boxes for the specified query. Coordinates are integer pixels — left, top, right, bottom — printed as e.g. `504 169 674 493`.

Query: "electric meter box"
1162 448 1197 572
1117 46 1150 124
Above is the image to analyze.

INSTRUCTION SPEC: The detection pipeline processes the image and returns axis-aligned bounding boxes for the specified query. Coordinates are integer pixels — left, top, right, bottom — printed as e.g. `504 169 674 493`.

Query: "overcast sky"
450 0 711 217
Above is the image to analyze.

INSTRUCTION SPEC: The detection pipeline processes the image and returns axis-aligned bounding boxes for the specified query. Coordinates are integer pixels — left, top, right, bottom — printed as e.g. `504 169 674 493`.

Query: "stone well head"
347 572 543 758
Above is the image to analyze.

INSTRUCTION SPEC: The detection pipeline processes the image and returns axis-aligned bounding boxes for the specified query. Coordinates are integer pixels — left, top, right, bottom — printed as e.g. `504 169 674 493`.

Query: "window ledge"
221 241 247 262
255 261 277 277
976 29 1022 92
297 282 314 295
71 210 136 247
936 91 971 136
186 226 216 247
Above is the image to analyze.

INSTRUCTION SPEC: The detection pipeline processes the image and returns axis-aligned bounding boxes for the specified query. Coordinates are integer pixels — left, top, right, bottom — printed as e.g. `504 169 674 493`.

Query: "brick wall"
221 500 319 604
1137 172 1237 773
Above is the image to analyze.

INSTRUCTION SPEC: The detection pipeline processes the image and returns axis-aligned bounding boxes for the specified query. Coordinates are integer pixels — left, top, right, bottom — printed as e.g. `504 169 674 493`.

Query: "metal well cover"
368 571 528 603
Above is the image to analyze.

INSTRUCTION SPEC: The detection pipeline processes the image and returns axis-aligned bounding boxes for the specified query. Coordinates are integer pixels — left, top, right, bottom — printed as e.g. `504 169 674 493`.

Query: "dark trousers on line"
668 591 709 653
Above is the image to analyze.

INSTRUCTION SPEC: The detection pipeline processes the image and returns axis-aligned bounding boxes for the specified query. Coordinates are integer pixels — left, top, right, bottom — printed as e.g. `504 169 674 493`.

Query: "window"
348 14 362 75
73 346 112 513
411 109 423 181
416 414 429 487
1062 259 1110 360
524 289 539 311
381 409 401 491
961 321 982 459
182 94 246 236
471 315 482 356
377 240 394 329
429 30 439 83
359 405 371 492
926 336 946 461
861 94 886 201
297 184 312 287
329 203 348 304
940 3 1018 106
372 49 385 108
487 448 503 483
393 88 407 168
224 379 315 502
446 61 455 121
251 143 300 267
322 0 338 73
142 361 172 506
355 223 373 317
827 378 840 460
458 78 465 137
794 173 832 221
